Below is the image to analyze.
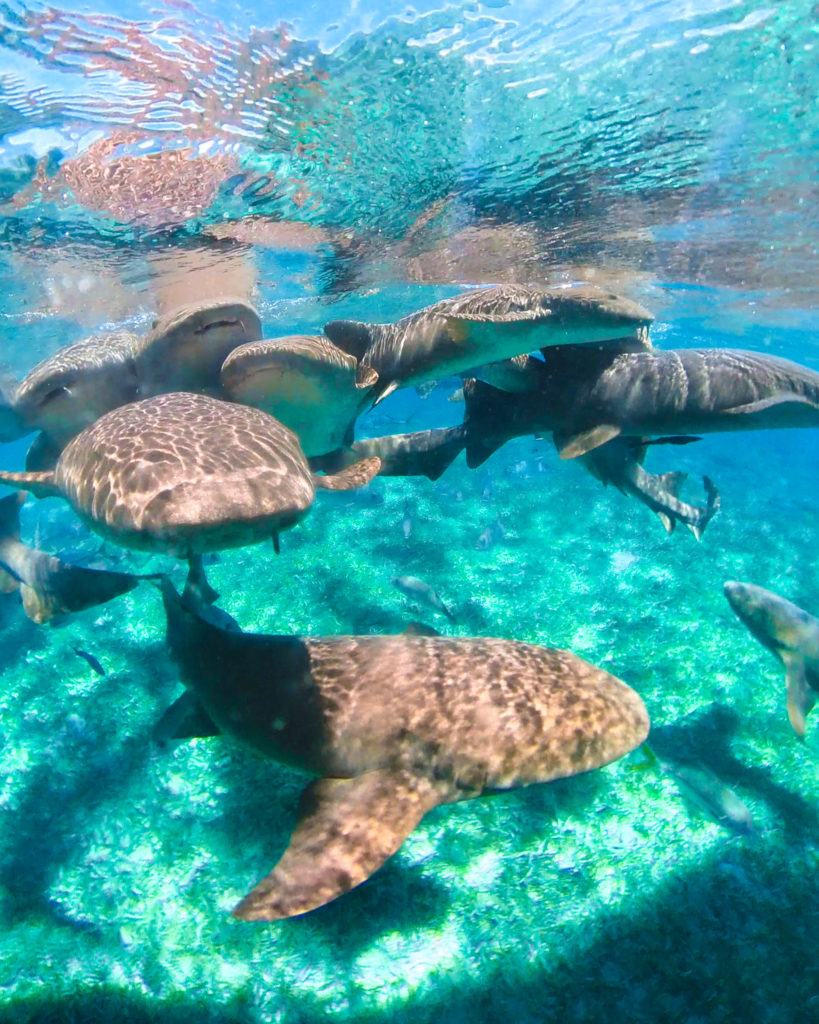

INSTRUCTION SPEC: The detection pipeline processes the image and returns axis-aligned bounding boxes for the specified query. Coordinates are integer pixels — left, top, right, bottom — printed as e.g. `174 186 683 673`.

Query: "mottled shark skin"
220 335 378 457
324 284 654 404
464 346 819 464
0 491 148 623
310 425 466 481
12 330 140 449
159 578 650 920
135 297 262 398
723 581 819 737
579 436 720 539
0 393 380 602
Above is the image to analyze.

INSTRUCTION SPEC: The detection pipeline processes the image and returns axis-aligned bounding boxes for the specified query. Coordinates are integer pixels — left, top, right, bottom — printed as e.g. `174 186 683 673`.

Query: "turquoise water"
1 2 818 1022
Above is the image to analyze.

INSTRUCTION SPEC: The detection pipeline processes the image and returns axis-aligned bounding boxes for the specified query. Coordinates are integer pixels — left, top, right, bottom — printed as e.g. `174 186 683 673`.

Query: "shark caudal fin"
462 378 518 468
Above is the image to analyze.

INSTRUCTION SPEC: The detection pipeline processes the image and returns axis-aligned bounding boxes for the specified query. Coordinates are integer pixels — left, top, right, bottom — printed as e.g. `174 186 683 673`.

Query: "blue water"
0 2 818 1022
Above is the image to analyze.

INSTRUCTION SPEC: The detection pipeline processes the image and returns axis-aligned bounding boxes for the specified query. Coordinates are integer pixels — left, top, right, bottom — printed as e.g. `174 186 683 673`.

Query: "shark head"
723 580 813 656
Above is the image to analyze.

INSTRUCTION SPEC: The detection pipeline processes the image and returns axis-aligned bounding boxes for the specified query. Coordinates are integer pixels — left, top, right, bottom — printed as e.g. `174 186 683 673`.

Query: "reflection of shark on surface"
159 577 650 920
724 580 819 737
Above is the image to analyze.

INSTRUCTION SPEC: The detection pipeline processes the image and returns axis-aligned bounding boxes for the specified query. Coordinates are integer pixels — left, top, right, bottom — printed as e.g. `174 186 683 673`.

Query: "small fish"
637 744 755 837
665 763 756 837
71 646 106 676
391 574 456 623
479 472 494 503
401 499 413 541
475 518 506 552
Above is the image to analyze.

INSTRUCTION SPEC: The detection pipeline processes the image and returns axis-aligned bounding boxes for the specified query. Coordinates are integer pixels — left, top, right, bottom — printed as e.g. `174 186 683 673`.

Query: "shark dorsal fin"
323 321 373 363
233 767 452 920
557 424 622 459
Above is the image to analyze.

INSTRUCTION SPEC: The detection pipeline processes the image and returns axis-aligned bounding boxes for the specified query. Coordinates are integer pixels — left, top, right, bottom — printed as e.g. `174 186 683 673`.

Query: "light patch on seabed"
353 927 463 1004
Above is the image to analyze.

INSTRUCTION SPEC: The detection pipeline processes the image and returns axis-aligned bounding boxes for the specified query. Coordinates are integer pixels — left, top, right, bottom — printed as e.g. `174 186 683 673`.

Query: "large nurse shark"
159 578 649 920
463 346 819 464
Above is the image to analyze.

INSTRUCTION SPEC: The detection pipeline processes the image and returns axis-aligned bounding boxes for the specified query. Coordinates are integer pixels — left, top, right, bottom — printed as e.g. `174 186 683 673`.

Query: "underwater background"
0 0 818 1021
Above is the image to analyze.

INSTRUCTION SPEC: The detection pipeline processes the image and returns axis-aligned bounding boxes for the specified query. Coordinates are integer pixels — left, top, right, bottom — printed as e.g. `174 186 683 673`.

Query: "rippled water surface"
0 2 817 1023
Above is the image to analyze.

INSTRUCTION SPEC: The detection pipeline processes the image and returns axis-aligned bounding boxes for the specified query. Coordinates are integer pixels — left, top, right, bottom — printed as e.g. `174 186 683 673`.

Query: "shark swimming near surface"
463 346 819 465
464 378 720 537
324 284 653 405
723 580 819 737
159 577 649 920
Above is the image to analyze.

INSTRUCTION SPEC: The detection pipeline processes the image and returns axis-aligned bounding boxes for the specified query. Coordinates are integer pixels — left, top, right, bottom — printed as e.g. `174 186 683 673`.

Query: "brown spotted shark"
159 577 649 920
723 581 819 737
324 284 654 405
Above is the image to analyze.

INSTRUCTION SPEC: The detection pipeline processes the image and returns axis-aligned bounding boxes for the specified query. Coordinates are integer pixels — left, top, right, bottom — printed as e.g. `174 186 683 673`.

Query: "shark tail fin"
323 320 373 363
685 476 721 541
314 455 382 491
0 469 61 499
462 377 517 468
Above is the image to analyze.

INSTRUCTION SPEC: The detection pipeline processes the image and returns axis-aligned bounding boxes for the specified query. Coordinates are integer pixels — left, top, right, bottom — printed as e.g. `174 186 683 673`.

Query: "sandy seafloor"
0 288 818 1024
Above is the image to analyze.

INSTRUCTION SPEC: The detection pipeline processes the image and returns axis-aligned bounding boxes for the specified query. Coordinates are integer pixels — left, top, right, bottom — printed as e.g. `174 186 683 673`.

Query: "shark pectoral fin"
153 691 221 746
372 380 400 407
781 651 816 738
233 767 451 921
17 554 142 625
323 321 372 362
725 393 819 415
557 425 622 459
655 511 675 535
313 455 381 491
0 470 61 499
